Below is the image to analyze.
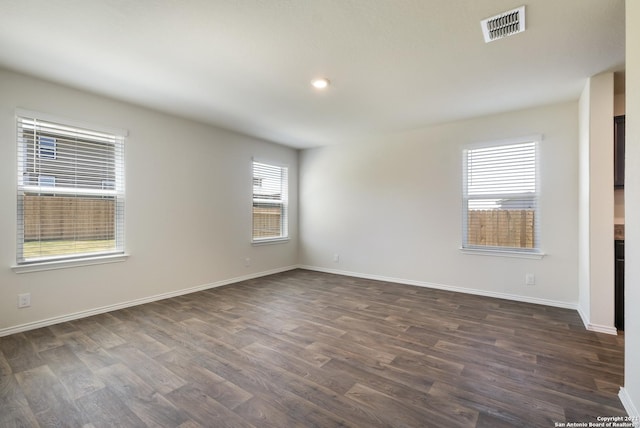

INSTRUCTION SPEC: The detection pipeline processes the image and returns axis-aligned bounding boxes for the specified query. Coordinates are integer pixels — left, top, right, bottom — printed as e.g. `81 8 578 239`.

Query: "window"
16 112 126 264
37 136 57 159
462 137 540 253
252 160 288 242
37 175 56 187
102 180 115 190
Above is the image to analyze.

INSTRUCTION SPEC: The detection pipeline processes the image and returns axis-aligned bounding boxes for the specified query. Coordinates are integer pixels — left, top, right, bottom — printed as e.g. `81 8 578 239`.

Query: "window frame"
13 109 128 272
251 159 289 244
461 135 544 258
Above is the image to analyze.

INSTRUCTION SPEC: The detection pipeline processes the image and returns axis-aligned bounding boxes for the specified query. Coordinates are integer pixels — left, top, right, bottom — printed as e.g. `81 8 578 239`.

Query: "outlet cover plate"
18 293 31 308
525 273 535 285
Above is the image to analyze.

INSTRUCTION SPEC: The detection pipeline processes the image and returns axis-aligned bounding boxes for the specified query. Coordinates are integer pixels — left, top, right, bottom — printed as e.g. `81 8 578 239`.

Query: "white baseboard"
620 388 640 427
0 265 298 337
577 303 619 335
298 265 578 310
577 305 589 328
3 264 615 337
585 323 619 335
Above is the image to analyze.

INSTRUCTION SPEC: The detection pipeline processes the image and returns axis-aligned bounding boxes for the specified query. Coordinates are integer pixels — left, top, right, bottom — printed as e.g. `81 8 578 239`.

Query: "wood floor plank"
95 363 190 427
476 411 524 428
297 326 396 364
232 396 308 428
58 331 119 371
15 364 87 427
165 384 255 428
346 382 469 428
108 321 173 358
241 326 332 368
429 380 559 427
179 317 259 351
39 345 105 400
107 344 187 395
0 374 41 427
324 357 479 426
0 334 44 374
434 339 537 368
155 350 253 410
461 355 625 412
75 387 147 427
177 420 203 428
70 319 127 349
0 350 12 376
22 327 63 353
0 269 627 426
47 321 79 337
389 351 466 378
187 338 388 427
241 341 354 395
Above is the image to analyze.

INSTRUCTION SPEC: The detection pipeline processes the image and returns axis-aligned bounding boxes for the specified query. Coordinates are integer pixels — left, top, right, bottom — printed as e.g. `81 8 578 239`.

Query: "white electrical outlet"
333 254 340 263
244 257 251 267
18 293 31 308
525 273 535 286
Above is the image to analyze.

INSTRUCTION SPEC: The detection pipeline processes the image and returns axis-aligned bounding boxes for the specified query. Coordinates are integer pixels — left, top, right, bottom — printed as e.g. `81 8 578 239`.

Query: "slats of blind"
466 142 536 195
17 115 125 263
464 141 538 250
252 161 288 240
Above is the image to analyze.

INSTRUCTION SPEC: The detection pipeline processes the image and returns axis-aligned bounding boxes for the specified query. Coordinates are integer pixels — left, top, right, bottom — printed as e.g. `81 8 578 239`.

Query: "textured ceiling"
0 0 625 148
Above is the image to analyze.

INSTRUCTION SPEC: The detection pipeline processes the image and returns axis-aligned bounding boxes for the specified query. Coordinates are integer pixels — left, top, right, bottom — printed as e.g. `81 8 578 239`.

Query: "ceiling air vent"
481 6 526 43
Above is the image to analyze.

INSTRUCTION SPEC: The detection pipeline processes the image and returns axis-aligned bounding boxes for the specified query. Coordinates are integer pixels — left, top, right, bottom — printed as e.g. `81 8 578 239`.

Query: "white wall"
0 68 298 334
300 102 579 306
578 73 616 332
621 0 640 421
578 83 592 321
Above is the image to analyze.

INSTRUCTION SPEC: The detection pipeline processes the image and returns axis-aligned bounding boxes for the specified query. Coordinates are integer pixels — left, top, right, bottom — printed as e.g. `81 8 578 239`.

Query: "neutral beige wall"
572 72 617 333
300 101 579 305
622 0 640 419
585 72 615 331
578 83 592 321
615 93 626 117
0 69 298 333
615 190 626 224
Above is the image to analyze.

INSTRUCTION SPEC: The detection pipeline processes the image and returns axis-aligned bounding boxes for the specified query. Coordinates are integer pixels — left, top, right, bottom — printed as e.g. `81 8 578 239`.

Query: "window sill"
12 253 129 274
252 237 290 246
460 247 545 259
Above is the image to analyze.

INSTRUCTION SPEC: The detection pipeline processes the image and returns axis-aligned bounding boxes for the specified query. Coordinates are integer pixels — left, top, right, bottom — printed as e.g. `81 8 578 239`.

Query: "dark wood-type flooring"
0 269 627 427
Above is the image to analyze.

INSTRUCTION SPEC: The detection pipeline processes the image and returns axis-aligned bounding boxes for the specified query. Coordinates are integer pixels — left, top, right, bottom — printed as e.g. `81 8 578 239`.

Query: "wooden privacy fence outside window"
467 209 535 248
252 205 282 238
23 195 115 241
26 196 281 242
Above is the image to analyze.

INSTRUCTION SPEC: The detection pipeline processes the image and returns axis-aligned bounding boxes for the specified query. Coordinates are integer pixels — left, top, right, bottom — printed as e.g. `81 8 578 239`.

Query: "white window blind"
16 114 125 264
252 161 288 242
463 139 539 252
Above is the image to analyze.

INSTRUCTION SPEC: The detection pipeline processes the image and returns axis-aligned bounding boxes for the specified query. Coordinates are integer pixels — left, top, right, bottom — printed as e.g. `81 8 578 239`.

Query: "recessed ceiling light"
311 78 330 89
